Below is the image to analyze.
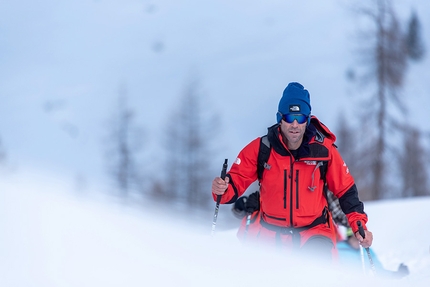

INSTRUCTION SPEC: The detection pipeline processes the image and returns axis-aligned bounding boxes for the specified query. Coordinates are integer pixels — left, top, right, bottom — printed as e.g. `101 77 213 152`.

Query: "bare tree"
398 127 429 197
104 84 144 199
335 113 359 173
155 76 219 211
350 0 408 199
335 113 374 200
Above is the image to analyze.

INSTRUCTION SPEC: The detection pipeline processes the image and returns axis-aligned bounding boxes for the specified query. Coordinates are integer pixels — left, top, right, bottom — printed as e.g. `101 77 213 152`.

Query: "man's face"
280 116 307 150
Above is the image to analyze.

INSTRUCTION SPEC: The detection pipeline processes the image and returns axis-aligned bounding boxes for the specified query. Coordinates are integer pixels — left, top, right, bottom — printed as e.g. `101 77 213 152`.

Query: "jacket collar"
267 122 317 159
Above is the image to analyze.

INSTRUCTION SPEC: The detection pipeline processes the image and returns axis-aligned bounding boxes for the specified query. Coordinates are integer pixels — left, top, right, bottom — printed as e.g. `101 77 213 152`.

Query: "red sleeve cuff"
346 212 368 234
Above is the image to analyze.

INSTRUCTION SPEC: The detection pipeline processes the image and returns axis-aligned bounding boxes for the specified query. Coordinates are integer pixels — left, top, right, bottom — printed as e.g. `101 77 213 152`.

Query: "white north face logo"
289 105 300 112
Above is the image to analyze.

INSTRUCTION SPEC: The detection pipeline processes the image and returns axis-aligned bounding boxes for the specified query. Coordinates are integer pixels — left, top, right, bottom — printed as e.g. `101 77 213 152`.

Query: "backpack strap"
257 134 329 182
257 135 271 181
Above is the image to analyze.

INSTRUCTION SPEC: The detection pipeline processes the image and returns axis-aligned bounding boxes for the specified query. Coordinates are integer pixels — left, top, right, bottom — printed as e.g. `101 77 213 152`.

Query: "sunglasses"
281 113 308 124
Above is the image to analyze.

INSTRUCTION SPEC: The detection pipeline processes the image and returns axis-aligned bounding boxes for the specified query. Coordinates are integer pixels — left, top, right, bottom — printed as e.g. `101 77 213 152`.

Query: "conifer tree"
398 127 429 197
157 76 219 210
104 85 144 198
405 10 426 61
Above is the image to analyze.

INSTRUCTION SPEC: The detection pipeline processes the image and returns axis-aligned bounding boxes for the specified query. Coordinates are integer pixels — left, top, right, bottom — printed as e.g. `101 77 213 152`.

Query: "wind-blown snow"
1 171 429 287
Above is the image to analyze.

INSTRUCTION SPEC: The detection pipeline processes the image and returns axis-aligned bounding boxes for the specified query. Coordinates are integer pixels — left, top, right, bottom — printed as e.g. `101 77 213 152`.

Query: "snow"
1 170 429 287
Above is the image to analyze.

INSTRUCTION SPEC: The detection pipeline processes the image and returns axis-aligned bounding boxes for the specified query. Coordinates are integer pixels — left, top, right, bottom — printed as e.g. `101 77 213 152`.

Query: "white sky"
1 171 429 286
1 0 429 190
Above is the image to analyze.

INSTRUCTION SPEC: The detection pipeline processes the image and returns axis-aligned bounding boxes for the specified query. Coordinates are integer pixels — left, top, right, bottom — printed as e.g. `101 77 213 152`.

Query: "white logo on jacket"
235 157 241 165
304 161 317 165
343 161 350 174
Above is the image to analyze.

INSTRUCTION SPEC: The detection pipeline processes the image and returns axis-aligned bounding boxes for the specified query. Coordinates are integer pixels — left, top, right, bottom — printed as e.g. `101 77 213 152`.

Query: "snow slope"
1 171 429 287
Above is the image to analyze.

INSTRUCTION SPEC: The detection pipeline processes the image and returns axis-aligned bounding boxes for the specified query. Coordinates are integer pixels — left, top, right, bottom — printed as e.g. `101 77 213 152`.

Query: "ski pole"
357 220 376 275
211 159 228 237
243 212 252 241
359 236 365 274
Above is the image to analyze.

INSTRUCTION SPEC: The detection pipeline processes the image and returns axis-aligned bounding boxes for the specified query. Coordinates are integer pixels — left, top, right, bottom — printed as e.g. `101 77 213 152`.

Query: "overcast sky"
1 0 429 191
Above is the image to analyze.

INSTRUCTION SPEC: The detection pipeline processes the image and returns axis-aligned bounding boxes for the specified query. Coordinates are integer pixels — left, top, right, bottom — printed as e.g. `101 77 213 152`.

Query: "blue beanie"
276 82 311 123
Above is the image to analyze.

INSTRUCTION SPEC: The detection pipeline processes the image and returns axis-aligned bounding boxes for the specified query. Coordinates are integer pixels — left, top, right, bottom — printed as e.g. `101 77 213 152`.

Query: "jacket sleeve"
339 184 368 234
212 138 260 204
326 144 368 233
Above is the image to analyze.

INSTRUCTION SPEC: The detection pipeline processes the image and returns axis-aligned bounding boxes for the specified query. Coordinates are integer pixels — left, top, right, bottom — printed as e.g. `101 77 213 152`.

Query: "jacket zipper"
289 163 294 226
283 169 287 209
296 170 299 209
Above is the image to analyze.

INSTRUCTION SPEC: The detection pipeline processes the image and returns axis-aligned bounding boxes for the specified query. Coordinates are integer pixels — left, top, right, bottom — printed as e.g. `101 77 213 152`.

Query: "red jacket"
214 116 368 238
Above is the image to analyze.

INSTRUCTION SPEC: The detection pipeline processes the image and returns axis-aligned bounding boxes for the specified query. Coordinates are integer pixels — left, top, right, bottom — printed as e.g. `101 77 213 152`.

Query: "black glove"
245 191 260 213
232 196 248 219
234 196 247 212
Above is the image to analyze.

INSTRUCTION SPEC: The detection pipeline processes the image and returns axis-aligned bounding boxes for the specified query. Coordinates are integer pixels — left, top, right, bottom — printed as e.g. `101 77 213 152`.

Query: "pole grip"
357 220 365 239
216 159 228 204
221 159 228 179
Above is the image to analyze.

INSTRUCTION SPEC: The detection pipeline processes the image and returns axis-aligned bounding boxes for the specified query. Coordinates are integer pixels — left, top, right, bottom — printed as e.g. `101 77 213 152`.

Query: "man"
212 82 373 260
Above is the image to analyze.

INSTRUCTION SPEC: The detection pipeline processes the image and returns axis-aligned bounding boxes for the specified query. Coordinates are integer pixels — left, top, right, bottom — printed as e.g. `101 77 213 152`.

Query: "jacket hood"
309 116 336 142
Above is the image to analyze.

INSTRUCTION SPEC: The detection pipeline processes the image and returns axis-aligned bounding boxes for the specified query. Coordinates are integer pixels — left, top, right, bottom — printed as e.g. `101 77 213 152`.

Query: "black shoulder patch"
308 143 329 158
